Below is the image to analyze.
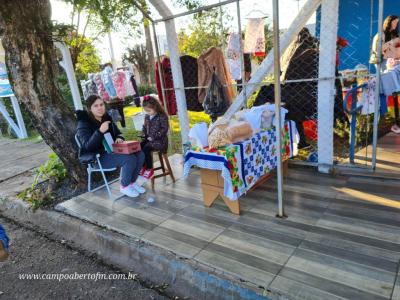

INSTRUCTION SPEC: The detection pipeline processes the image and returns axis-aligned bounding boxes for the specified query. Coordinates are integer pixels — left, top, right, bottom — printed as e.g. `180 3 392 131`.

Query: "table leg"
222 196 240 215
203 189 219 207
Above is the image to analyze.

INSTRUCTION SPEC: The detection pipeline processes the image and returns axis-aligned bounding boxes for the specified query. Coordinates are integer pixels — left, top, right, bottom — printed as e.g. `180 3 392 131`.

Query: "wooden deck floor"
57 152 400 300
353 132 400 178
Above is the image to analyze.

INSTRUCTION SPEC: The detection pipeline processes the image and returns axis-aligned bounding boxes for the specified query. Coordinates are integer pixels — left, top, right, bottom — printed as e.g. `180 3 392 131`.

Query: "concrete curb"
0 197 278 300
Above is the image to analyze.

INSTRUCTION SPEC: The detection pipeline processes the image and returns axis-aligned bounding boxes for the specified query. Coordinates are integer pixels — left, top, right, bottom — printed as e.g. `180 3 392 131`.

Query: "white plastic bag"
189 122 209 148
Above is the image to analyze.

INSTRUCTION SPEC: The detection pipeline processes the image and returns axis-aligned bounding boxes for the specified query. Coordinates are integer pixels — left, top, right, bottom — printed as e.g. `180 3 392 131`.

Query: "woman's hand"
147 137 153 141
115 138 124 144
99 121 111 133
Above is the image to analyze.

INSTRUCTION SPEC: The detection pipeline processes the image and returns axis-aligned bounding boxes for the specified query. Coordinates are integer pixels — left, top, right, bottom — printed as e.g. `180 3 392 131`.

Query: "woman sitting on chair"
76 95 145 198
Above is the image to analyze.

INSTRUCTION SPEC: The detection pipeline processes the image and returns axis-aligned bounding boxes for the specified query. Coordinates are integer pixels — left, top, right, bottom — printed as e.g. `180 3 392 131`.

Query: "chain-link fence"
144 0 391 169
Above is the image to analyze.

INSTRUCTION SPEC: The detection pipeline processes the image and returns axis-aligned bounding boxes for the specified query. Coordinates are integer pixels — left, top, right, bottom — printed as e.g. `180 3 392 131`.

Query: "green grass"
121 107 211 154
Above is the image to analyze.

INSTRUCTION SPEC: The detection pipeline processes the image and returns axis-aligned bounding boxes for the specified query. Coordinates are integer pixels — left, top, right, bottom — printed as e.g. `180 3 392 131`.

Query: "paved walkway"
0 138 50 198
57 153 400 299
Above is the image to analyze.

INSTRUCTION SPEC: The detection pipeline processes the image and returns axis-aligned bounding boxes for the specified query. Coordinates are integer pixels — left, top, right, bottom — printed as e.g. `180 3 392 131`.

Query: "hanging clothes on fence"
360 78 377 115
226 33 242 81
107 98 126 128
203 72 230 122
130 74 141 107
198 47 234 104
112 71 127 99
80 80 89 100
123 71 136 97
80 74 98 100
280 28 319 147
237 54 252 93
101 65 117 98
155 57 177 115
380 65 400 96
180 55 203 111
244 18 265 57
93 73 110 101
253 84 275 107
244 54 252 78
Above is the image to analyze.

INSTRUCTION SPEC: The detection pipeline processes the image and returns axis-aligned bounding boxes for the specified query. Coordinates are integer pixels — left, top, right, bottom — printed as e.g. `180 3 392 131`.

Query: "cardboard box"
200 169 224 188
112 141 141 154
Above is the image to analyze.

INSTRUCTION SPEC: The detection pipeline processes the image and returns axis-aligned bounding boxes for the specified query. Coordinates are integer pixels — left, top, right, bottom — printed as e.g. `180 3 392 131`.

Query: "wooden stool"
151 151 176 190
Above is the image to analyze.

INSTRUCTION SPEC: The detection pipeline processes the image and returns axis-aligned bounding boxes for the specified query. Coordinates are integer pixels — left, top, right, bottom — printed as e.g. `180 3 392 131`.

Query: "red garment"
336 36 349 67
155 57 177 115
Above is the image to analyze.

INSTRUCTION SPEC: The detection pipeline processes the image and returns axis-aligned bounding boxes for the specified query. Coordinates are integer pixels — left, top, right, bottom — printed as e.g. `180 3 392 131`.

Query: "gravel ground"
0 216 170 300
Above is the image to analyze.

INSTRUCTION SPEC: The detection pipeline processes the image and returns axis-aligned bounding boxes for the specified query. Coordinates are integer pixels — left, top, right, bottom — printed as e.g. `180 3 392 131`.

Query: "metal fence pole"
371 0 384 170
236 0 247 106
272 0 285 218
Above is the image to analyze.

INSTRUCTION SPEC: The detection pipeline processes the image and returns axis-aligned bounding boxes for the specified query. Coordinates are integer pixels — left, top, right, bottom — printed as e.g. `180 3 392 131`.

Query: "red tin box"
112 141 141 154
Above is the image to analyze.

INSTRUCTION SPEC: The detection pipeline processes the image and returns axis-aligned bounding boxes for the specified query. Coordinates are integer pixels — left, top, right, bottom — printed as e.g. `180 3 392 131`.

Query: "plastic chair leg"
87 168 92 192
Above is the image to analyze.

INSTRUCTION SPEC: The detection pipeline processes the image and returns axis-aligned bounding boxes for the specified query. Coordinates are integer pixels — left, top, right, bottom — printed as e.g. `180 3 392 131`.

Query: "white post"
164 20 190 146
317 0 339 173
10 96 27 138
371 0 384 170
108 32 117 70
0 98 23 138
55 42 83 110
148 0 190 146
216 0 322 124
272 0 285 217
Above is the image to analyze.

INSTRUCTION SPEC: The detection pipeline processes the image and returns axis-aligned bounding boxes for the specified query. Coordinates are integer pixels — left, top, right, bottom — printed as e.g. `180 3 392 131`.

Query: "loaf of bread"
208 126 232 149
226 122 253 143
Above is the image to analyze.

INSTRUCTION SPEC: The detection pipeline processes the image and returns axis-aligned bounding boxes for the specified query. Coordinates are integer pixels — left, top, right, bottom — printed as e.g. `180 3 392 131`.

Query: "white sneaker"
131 182 146 194
120 185 139 198
135 175 148 186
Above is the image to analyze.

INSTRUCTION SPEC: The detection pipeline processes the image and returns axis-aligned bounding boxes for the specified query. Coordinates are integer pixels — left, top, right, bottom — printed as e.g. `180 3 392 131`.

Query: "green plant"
137 84 156 96
122 45 150 85
178 8 231 58
34 153 67 184
18 153 67 210
57 72 75 109
18 185 55 211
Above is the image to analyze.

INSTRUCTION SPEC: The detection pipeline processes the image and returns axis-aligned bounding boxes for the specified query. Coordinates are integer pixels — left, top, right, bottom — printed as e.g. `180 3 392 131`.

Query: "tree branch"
76 10 81 35
81 11 91 39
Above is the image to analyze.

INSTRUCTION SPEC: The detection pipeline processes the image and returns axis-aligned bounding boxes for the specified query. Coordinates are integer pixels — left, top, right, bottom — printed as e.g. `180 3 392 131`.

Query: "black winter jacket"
76 110 124 160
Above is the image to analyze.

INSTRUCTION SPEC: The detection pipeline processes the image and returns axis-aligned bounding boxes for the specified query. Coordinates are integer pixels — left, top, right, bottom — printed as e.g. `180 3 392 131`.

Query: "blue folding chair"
74 134 118 198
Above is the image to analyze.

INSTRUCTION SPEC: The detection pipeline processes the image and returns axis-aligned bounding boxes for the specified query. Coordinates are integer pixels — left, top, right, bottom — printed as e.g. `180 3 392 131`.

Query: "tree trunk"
0 0 87 185
144 19 155 85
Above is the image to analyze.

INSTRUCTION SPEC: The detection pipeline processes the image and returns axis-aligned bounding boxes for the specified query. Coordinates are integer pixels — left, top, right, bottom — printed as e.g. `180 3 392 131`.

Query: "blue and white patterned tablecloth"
184 121 298 200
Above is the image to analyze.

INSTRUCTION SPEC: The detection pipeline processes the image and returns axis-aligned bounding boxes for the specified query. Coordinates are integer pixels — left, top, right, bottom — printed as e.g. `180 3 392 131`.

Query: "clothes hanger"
245 6 268 19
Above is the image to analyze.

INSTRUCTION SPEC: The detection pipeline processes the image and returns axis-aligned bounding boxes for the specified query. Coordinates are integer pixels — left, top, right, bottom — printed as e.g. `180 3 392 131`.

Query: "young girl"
141 96 169 179
76 95 145 198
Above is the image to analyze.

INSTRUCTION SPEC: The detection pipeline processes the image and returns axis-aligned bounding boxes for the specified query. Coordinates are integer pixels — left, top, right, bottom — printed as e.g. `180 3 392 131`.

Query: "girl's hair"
142 96 167 116
85 94 104 122
383 15 399 42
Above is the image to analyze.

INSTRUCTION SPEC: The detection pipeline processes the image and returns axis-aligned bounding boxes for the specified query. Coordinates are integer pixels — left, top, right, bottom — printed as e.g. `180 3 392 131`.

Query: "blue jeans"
99 151 145 187
0 224 9 252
